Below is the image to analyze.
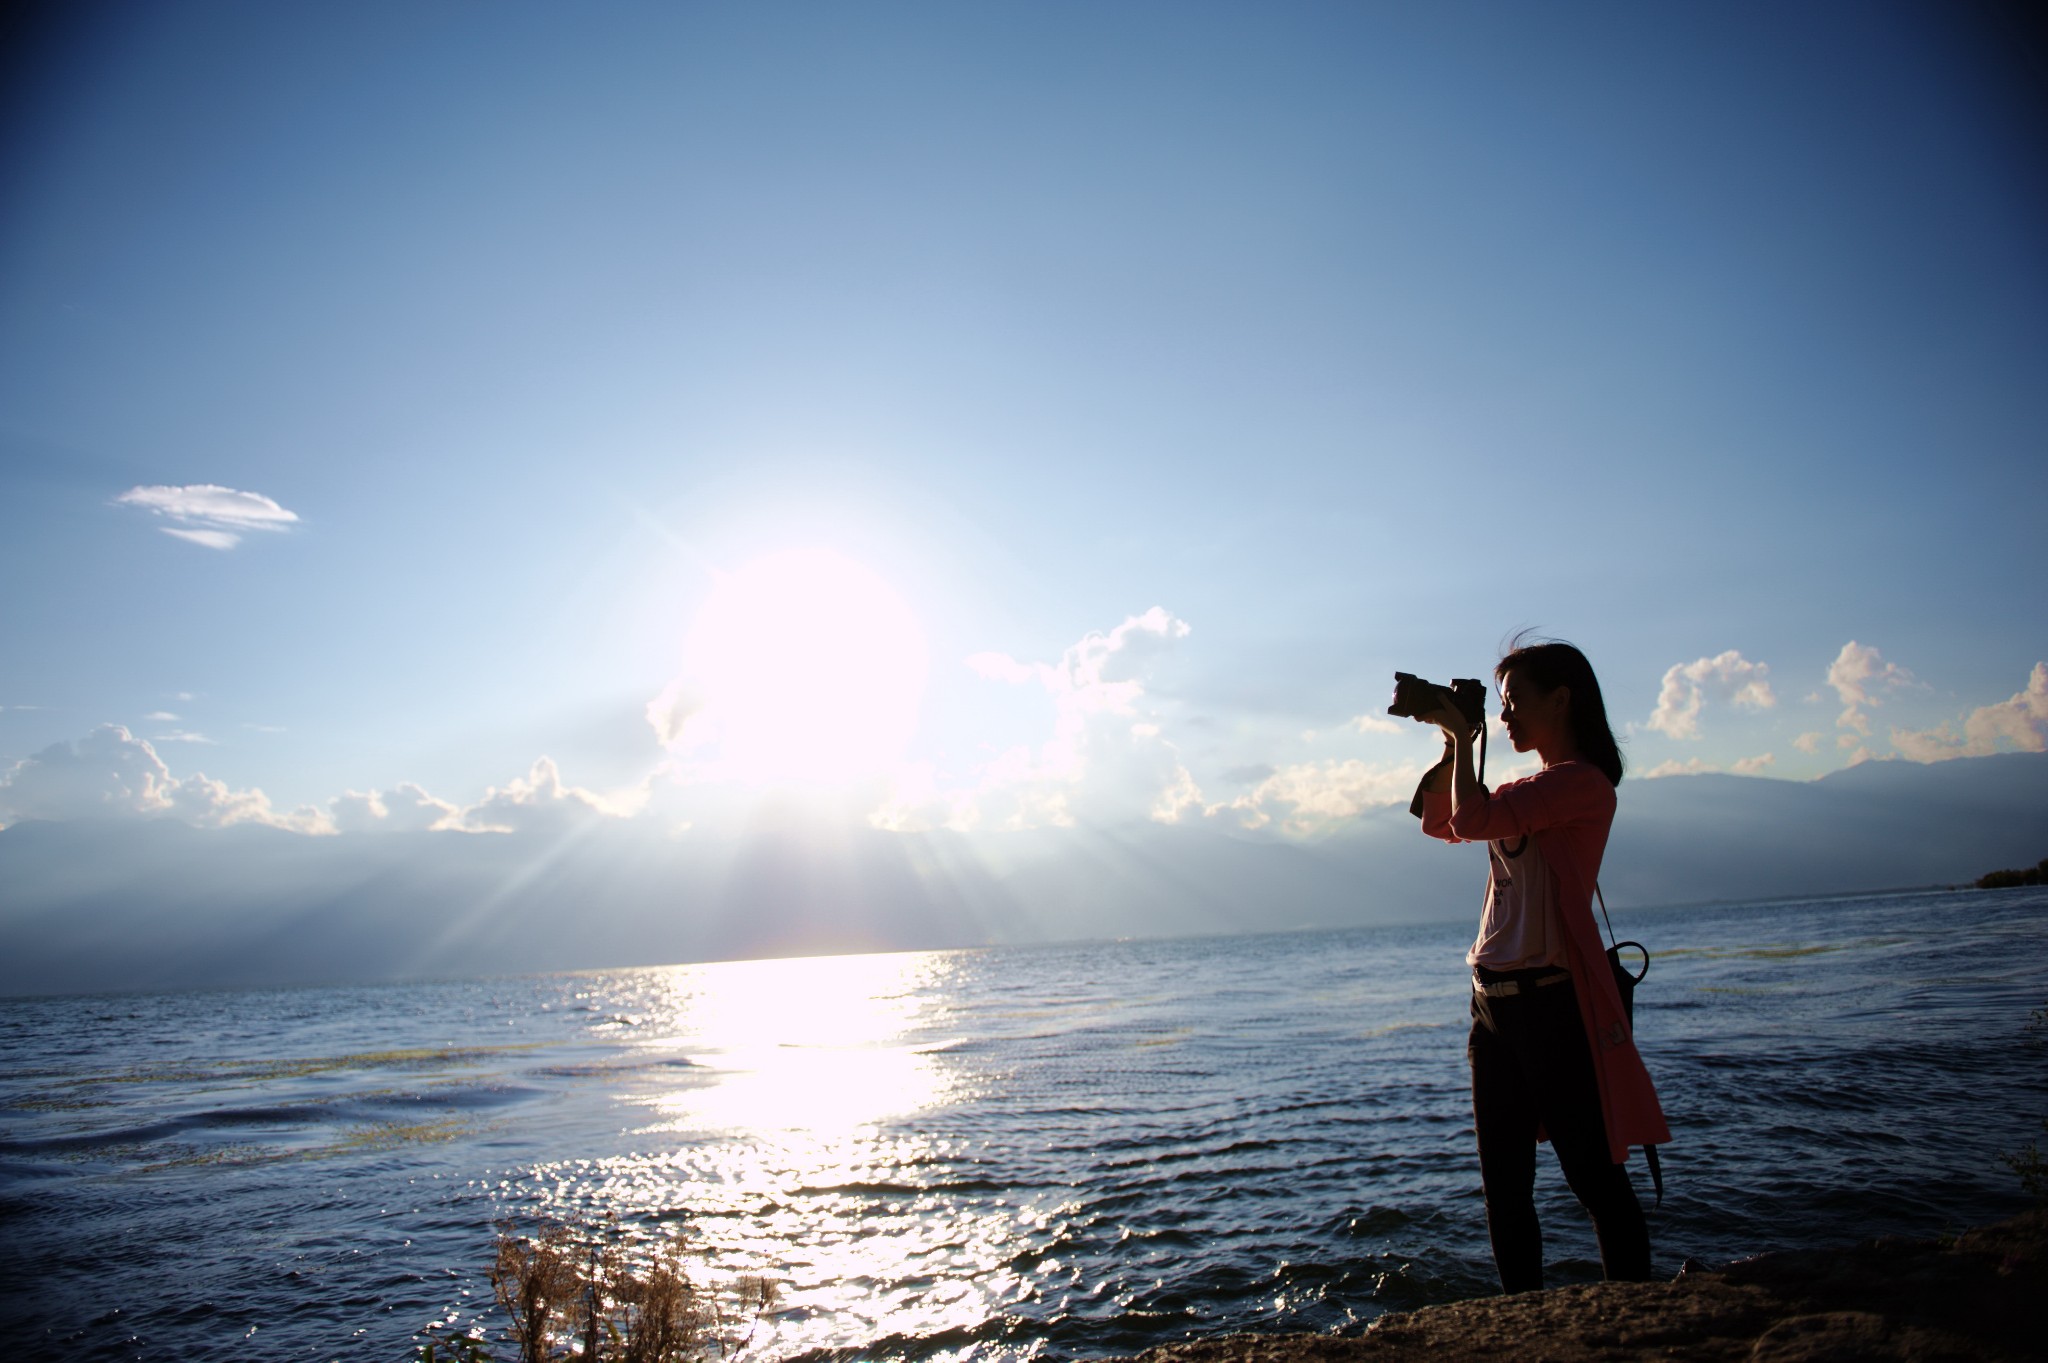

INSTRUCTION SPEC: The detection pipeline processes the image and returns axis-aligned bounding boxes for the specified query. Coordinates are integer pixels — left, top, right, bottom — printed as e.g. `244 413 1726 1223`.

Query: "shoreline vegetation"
415 1220 777 1363
1977 857 2048 890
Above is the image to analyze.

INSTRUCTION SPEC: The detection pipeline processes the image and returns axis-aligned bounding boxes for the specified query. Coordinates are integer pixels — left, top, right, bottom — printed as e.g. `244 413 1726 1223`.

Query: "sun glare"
634 951 956 1136
663 548 929 787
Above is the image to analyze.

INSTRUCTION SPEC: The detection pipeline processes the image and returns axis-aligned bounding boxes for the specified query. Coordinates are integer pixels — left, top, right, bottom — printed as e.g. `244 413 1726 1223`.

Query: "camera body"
1388 672 1488 734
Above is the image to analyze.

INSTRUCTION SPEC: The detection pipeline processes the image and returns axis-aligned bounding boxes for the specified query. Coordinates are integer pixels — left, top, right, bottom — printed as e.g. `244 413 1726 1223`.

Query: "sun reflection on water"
629 950 965 1137
526 949 1033 1357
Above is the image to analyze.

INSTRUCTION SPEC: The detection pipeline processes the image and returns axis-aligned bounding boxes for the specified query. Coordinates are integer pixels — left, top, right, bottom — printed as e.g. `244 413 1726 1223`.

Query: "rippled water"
3 887 2045 1361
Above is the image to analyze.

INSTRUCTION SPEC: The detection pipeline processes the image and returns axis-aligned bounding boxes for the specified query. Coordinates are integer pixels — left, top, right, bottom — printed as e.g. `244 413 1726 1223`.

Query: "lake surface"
3 886 2044 1361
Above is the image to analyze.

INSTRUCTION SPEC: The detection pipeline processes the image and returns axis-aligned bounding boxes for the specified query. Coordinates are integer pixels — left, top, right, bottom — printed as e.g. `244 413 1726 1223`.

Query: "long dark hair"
1494 635 1625 787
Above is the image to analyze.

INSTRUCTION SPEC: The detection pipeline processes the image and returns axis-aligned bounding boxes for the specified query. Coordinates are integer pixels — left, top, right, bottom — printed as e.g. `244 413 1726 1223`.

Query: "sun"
658 548 929 787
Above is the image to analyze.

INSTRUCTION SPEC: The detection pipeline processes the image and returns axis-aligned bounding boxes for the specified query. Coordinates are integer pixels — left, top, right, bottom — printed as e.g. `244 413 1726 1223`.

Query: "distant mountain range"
3 752 2043 997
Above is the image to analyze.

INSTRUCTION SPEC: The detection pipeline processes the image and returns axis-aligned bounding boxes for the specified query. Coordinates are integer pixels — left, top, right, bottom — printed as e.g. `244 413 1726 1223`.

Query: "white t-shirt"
1466 832 1566 970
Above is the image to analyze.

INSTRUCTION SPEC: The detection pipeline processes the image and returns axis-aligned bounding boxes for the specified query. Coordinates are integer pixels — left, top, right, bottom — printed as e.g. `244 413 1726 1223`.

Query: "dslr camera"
1388 672 1488 735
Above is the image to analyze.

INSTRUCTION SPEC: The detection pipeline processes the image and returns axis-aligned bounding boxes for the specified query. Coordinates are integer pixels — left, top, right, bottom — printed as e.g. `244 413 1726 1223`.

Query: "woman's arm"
1422 697 1609 840
1416 736 1461 840
1445 720 1484 820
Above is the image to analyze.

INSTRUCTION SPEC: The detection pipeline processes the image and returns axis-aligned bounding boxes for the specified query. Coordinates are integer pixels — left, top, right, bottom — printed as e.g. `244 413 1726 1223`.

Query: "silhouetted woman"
1414 638 1667 1293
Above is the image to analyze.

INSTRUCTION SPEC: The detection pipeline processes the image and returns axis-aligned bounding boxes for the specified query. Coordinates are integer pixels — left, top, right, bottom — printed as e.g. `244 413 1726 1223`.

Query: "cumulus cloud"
1208 758 1426 836
1888 661 2048 763
875 608 1200 832
1646 651 1775 739
0 725 324 831
1792 731 1824 755
1349 713 1404 736
1825 641 1917 733
457 757 639 835
1642 757 1714 778
1730 753 1775 776
330 782 463 834
115 483 300 550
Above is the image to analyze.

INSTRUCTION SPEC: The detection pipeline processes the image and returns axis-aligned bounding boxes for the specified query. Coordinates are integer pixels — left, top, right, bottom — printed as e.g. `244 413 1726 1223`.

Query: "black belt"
1472 968 1570 998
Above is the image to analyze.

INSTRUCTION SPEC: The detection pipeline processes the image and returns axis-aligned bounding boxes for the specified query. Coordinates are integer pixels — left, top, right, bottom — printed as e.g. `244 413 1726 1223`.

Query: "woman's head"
1494 637 1624 786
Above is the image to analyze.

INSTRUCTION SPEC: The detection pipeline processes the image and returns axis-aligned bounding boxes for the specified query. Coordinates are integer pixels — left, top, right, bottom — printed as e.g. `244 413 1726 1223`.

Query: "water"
3 887 2044 1361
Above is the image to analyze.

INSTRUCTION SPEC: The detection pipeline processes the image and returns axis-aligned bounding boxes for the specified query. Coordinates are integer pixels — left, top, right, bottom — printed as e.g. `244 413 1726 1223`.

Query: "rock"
1121 1209 2046 1363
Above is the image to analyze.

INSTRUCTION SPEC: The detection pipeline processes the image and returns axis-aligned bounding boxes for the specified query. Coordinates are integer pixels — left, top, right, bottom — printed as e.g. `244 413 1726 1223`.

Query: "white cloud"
1959 661 2048 754
1730 753 1775 776
115 483 300 550
162 528 243 550
1642 757 1715 778
1889 661 2048 763
1646 651 1775 739
1888 724 1960 764
0 724 324 832
1208 758 1425 835
874 608 1200 832
1792 731 1824 755
457 757 639 835
1825 641 1917 733
144 710 180 722
152 729 215 744
1349 713 1404 736
330 782 463 834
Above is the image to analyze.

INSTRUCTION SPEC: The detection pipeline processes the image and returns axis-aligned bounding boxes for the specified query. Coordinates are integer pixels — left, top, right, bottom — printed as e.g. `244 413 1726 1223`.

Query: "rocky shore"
1127 1210 2046 1363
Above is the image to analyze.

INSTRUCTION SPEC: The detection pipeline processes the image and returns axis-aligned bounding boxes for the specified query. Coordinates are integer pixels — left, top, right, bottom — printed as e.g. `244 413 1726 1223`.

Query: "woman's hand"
1425 699 1478 740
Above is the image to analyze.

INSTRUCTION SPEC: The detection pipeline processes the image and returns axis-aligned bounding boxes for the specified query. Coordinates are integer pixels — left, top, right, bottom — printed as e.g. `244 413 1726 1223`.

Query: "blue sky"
2 3 2043 871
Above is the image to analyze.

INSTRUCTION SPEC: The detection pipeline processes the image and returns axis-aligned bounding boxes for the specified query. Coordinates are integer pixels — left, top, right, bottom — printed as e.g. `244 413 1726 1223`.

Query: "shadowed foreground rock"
1125 1210 2046 1363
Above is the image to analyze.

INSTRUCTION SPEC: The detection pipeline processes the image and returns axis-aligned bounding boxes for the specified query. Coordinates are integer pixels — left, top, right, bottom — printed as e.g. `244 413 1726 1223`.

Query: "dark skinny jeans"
1468 969 1652 1292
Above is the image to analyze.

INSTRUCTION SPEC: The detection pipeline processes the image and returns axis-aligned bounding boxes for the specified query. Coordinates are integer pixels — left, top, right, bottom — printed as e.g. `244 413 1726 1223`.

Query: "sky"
2 2 2045 982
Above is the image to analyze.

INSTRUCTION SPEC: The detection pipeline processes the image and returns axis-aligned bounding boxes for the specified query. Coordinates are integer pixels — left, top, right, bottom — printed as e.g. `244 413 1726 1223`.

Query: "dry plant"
491 1220 581 1363
440 1215 780 1362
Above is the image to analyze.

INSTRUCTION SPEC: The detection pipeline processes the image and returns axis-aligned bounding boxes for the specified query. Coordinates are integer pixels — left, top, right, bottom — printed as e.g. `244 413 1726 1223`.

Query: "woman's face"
1498 668 1571 757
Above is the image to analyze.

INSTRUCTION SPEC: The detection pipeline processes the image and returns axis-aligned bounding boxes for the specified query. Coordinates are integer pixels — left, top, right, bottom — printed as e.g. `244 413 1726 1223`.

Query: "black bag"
1608 939 1649 1025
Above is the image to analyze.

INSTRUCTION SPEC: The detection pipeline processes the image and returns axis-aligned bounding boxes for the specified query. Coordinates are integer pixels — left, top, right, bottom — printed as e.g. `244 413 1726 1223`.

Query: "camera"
1388 672 1488 734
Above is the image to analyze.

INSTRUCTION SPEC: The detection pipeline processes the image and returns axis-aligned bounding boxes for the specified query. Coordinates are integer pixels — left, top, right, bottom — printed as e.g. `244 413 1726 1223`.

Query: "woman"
1414 638 1668 1293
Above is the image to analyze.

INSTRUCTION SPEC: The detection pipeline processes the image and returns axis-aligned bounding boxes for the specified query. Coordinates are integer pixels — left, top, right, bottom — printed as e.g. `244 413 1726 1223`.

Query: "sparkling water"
3 887 2044 1361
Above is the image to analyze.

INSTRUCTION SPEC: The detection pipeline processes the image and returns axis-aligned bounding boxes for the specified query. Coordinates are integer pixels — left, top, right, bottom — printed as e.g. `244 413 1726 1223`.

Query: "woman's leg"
1469 997 1545 1293
1521 985 1653 1281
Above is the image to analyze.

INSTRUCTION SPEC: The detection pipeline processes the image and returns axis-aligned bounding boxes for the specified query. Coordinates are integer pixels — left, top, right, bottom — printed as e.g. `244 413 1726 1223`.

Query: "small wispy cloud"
144 710 180 722
115 484 300 550
153 730 216 744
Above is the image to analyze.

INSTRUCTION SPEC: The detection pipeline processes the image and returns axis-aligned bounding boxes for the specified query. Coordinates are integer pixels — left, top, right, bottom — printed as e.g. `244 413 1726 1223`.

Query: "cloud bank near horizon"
4 749 2044 998
4 618 2045 845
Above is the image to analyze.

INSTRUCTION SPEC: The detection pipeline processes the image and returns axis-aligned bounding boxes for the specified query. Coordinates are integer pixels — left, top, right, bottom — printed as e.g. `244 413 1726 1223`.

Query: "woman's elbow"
1447 810 1493 841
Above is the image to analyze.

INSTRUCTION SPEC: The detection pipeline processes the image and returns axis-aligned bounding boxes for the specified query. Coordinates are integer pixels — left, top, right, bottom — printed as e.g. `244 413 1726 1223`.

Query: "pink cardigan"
1422 761 1671 1164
